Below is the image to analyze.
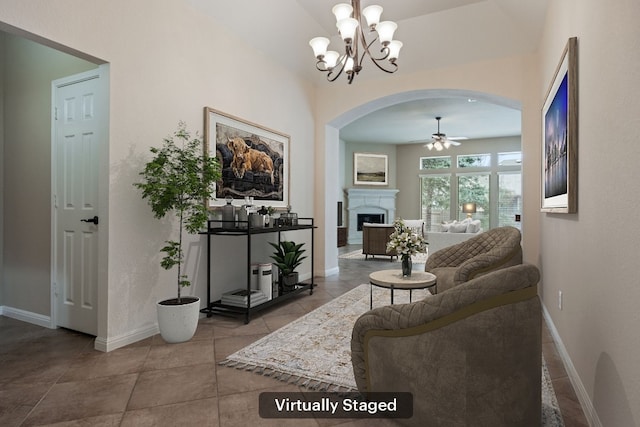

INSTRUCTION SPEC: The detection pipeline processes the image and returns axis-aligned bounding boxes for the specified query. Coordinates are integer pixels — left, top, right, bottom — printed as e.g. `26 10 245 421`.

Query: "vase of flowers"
386 218 427 277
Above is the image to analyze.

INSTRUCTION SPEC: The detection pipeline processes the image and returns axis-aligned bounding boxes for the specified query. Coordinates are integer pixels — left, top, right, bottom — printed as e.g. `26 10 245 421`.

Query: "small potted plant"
269 240 307 292
134 121 221 343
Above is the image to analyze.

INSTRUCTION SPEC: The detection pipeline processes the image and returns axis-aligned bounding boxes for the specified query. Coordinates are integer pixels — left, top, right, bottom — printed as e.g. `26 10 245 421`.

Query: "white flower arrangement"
386 218 427 257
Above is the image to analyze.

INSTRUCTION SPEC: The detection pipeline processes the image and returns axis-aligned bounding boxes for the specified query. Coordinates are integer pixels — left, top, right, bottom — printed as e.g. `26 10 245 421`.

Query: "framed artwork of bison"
204 107 289 209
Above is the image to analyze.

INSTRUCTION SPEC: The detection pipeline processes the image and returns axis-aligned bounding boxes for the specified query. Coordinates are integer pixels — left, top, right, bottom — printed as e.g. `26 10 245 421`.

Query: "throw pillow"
449 223 468 233
466 220 482 233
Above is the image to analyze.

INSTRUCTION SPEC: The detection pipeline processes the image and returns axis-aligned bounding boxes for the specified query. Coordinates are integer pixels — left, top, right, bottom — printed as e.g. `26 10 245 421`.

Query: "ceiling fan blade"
447 139 462 146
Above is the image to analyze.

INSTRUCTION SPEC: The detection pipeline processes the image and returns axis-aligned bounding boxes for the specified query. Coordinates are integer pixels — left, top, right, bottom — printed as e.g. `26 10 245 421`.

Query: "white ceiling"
187 0 549 143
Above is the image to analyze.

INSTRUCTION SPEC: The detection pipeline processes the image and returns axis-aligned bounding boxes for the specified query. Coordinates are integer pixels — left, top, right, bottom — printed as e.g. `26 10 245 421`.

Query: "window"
498 152 522 166
420 175 451 232
419 150 521 230
498 172 522 229
420 156 451 170
458 154 491 168
458 173 490 230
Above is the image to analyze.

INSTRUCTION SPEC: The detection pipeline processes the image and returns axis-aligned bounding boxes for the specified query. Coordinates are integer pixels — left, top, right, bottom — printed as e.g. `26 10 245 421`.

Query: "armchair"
351 264 542 427
425 226 523 293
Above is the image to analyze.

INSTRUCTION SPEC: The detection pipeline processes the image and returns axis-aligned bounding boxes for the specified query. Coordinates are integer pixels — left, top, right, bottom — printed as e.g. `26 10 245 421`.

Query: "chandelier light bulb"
309 37 330 59
387 40 403 61
336 17 359 43
324 51 340 69
376 21 397 45
345 56 355 73
362 5 383 29
332 3 353 22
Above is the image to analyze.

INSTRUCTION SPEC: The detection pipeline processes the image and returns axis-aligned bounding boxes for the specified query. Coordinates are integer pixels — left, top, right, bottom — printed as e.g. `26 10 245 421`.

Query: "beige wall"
0 0 316 349
538 0 640 425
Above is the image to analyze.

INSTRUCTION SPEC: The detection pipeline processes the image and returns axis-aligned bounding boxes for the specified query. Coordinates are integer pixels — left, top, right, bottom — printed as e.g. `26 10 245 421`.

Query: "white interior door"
53 70 103 335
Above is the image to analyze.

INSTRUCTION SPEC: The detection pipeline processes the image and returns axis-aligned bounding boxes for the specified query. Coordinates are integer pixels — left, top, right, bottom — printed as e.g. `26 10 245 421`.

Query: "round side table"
368 269 437 309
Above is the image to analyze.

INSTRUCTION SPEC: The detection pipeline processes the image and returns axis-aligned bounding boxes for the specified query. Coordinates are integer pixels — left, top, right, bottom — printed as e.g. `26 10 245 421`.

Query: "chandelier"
309 0 402 84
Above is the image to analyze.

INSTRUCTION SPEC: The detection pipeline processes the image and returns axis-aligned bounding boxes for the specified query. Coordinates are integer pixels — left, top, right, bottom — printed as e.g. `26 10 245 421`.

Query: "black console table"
199 217 315 324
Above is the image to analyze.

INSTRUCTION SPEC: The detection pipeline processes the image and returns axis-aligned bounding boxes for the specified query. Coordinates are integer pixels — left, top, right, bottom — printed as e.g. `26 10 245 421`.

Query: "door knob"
81 216 99 225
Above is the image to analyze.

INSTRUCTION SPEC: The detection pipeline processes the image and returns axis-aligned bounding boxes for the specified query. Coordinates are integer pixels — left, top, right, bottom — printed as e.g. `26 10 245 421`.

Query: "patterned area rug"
339 249 429 264
221 284 564 426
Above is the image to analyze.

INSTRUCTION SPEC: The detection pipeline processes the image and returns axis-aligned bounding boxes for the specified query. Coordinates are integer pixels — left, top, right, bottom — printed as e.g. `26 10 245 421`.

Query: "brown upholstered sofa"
351 264 542 427
425 226 523 293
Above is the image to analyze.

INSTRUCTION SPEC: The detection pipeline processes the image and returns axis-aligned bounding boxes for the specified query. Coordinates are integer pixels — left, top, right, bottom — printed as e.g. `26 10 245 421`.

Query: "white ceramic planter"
156 296 200 343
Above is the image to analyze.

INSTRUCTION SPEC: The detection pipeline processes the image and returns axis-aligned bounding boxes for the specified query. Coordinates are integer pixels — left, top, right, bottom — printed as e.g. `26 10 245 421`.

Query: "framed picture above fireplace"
354 153 388 186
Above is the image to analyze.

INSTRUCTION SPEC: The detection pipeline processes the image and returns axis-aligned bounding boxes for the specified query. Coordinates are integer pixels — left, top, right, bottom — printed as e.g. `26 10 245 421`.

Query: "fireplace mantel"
345 188 399 244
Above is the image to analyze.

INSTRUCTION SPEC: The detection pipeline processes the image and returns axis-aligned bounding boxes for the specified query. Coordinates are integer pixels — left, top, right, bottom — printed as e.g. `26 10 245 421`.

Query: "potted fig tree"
135 121 220 343
269 240 307 293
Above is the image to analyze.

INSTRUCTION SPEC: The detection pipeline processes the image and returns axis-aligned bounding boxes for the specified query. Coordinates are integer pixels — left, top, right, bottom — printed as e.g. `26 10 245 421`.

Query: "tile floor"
0 247 589 426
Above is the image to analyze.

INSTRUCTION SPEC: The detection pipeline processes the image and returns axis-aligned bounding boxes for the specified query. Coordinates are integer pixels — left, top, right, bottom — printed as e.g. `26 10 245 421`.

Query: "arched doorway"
322 89 522 274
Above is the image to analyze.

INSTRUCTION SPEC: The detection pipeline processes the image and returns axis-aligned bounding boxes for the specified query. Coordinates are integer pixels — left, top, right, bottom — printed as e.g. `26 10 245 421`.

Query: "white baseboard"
542 304 602 427
0 305 53 328
320 266 340 277
94 324 159 352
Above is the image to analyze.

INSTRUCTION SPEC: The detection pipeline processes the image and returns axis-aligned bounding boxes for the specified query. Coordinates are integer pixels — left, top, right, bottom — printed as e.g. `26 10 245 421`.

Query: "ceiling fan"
424 116 463 151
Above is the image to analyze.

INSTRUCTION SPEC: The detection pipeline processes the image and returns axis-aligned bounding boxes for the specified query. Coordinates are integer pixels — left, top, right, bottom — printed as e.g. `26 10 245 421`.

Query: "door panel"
54 72 101 335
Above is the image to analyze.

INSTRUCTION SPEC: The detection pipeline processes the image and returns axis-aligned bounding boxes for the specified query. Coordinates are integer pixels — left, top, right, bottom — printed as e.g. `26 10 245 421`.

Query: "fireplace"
357 213 384 231
346 188 399 244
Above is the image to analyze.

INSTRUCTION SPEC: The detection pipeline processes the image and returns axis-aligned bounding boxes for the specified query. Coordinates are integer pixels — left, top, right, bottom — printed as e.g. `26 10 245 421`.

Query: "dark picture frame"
541 37 578 213
353 152 388 186
204 107 289 209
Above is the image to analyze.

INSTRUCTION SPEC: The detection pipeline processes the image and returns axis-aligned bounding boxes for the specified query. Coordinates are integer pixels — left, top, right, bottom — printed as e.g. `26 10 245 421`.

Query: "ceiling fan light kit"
309 0 402 84
424 116 461 151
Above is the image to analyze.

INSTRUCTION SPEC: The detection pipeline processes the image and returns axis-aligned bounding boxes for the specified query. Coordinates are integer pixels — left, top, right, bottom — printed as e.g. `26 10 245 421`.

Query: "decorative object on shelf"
462 202 477 219
205 107 289 209
221 288 268 308
277 205 298 227
269 240 307 292
258 263 274 301
542 37 578 214
424 117 463 151
237 196 253 229
134 121 221 343
386 218 427 277
221 196 236 229
354 152 388 186
309 0 402 84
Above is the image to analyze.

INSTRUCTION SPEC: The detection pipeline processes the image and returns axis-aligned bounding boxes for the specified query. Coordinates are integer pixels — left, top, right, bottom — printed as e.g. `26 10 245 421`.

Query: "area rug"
221 284 564 426
340 249 429 264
